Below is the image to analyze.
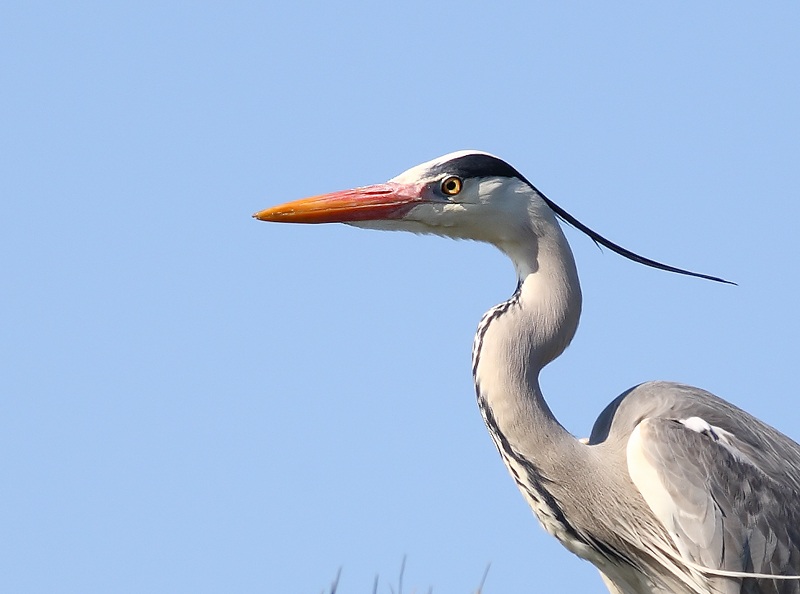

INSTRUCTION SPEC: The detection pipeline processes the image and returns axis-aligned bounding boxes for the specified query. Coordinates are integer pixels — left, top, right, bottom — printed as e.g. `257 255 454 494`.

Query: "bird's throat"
472 228 582 462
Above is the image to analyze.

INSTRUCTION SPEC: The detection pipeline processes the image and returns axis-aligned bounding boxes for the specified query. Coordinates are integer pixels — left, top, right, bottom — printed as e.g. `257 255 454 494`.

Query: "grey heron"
254 151 800 593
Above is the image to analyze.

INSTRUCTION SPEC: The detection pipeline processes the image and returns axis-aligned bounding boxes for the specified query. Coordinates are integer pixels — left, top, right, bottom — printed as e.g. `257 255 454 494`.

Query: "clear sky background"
2 2 799 593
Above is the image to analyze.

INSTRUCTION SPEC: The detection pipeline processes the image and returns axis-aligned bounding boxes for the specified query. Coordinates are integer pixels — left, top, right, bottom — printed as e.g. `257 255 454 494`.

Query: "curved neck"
472 217 582 470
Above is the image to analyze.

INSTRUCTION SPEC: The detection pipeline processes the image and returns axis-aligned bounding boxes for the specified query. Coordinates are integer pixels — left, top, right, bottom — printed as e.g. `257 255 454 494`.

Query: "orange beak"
253 183 424 224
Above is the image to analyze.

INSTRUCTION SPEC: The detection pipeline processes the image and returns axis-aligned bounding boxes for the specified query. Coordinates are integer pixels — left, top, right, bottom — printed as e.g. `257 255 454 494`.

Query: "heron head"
254 150 732 285
253 150 551 248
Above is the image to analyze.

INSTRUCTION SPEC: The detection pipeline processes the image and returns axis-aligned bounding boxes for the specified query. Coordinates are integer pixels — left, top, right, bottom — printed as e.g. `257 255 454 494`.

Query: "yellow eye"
440 176 463 196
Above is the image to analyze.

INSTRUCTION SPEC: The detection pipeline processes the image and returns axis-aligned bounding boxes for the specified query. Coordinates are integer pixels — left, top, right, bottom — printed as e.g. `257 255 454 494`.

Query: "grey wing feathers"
611 382 800 593
633 417 800 592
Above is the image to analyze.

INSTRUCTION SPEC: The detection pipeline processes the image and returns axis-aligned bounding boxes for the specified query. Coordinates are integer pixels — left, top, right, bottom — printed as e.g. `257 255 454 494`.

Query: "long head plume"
254 150 734 286
538 192 734 285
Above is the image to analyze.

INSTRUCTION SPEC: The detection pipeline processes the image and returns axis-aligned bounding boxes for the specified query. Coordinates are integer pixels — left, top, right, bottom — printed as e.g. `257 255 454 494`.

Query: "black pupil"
445 179 458 193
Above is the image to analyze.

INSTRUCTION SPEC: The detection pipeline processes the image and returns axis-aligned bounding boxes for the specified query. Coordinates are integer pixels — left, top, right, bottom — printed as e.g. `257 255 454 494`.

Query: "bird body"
256 151 800 593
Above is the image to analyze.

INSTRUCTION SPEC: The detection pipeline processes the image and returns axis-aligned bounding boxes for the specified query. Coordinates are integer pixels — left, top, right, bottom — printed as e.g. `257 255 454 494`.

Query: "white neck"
472 212 582 471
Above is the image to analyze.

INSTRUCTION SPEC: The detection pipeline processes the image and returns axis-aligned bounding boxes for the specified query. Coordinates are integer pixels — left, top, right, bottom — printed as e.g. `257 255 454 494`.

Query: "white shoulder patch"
678 416 735 442
679 416 715 435
678 416 749 464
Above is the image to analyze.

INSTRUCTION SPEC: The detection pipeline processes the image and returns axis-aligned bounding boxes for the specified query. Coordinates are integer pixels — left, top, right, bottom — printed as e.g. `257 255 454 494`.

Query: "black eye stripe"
428 153 524 180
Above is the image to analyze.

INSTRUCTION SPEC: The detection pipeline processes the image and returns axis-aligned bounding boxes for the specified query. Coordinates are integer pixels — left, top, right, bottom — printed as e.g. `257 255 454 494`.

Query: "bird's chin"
347 219 439 235
349 219 495 245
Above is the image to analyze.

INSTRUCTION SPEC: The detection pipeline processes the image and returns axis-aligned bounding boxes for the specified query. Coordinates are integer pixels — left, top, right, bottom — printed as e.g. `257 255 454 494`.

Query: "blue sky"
2 2 799 592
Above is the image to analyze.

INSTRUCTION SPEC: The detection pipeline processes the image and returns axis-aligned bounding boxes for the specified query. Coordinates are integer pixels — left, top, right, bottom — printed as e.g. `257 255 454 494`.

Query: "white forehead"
389 150 501 183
